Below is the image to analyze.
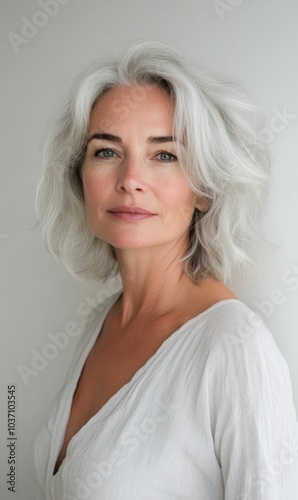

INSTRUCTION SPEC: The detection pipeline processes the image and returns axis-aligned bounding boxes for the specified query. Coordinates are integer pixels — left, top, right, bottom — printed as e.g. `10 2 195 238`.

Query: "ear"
195 196 209 213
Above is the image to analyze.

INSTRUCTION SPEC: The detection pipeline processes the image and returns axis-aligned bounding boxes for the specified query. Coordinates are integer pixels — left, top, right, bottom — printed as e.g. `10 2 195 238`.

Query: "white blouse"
31 290 298 499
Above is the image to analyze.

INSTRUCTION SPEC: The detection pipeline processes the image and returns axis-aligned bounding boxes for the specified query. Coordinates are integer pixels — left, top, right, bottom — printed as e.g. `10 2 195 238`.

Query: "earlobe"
195 197 209 213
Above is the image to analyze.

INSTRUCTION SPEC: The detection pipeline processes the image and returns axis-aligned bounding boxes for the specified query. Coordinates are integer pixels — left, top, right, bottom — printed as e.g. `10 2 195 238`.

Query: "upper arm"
209 313 298 499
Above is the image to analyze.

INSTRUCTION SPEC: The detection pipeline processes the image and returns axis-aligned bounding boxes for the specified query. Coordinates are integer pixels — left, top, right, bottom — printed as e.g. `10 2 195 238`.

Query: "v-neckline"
50 290 123 479
50 291 240 481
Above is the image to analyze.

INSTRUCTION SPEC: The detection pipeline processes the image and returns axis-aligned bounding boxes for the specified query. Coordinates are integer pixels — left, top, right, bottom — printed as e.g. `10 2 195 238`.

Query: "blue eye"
94 148 117 158
93 148 177 163
157 151 177 162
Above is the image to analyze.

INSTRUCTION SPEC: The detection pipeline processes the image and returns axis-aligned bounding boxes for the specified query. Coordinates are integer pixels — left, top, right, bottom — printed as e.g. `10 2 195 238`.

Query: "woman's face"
81 84 203 252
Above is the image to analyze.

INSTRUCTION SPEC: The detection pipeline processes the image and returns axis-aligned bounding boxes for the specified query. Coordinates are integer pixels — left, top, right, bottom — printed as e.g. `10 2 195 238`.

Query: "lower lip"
108 212 155 221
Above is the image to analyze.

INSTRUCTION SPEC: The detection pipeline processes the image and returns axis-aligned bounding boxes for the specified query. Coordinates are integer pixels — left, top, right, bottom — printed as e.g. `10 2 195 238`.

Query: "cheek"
164 182 196 210
82 171 108 207
160 185 196 229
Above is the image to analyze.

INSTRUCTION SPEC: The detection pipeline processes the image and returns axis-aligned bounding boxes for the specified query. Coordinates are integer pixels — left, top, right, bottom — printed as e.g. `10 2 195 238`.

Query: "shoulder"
194 299 290 384
200 300 298 498
197 299 295 412
201 298 279 350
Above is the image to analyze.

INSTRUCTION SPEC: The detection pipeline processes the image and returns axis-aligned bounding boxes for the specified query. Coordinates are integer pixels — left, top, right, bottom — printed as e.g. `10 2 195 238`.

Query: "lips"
108 206 154 215
107 205 156 221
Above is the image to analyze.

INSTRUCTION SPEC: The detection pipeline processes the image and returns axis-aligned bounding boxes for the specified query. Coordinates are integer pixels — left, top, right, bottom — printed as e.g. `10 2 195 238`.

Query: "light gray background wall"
1 0 297 498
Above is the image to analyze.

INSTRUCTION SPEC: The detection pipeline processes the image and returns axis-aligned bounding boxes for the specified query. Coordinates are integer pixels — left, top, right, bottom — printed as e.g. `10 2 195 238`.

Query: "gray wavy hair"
35 39 271 285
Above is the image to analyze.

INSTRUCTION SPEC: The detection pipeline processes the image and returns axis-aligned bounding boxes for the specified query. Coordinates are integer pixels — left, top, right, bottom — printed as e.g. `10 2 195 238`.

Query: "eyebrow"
86 133 176 145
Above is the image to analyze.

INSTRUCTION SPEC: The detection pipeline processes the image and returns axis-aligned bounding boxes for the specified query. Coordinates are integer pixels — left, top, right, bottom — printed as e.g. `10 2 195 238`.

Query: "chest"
53 314 184 474
71 327 163 425
49 334 222 500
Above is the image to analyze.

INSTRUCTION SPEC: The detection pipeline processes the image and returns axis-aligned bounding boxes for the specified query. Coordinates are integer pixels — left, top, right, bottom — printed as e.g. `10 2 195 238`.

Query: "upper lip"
108 206 155 215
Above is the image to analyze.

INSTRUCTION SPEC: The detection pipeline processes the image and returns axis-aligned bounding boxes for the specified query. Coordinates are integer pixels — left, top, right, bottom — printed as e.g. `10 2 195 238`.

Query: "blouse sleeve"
208 308 298 499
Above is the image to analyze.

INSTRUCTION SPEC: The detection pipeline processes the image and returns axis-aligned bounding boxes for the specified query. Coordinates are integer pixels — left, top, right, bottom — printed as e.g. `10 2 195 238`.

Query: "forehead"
88 84 174 133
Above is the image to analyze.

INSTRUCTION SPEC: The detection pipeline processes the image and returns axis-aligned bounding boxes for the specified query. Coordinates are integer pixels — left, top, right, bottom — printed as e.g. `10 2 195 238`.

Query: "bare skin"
54 277 236 475
53 85 237 475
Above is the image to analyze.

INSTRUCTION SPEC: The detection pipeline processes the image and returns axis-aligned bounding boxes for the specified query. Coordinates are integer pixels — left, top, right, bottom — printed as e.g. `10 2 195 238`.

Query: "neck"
113 239 199 327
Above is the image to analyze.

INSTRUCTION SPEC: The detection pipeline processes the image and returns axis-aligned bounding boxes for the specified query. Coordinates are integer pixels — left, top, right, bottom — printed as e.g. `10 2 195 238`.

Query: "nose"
115 155 146 193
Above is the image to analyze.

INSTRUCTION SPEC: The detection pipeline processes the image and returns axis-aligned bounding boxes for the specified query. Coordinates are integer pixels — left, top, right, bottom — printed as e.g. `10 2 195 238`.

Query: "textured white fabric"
31 290 298 500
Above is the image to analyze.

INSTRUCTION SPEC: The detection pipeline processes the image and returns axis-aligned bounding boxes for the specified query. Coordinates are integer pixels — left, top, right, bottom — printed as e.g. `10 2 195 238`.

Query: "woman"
31 40 298 499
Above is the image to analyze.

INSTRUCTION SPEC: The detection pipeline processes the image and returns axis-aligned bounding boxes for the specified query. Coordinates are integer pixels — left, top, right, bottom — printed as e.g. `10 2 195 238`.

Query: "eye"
156 151 178 163
94 148 119 159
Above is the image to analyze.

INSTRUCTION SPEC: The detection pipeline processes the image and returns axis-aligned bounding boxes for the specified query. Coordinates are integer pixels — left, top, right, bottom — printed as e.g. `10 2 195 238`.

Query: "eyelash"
93 148 178 163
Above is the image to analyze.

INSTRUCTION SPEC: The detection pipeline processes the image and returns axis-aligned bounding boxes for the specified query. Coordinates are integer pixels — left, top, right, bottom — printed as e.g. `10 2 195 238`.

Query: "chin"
108 238 154 250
